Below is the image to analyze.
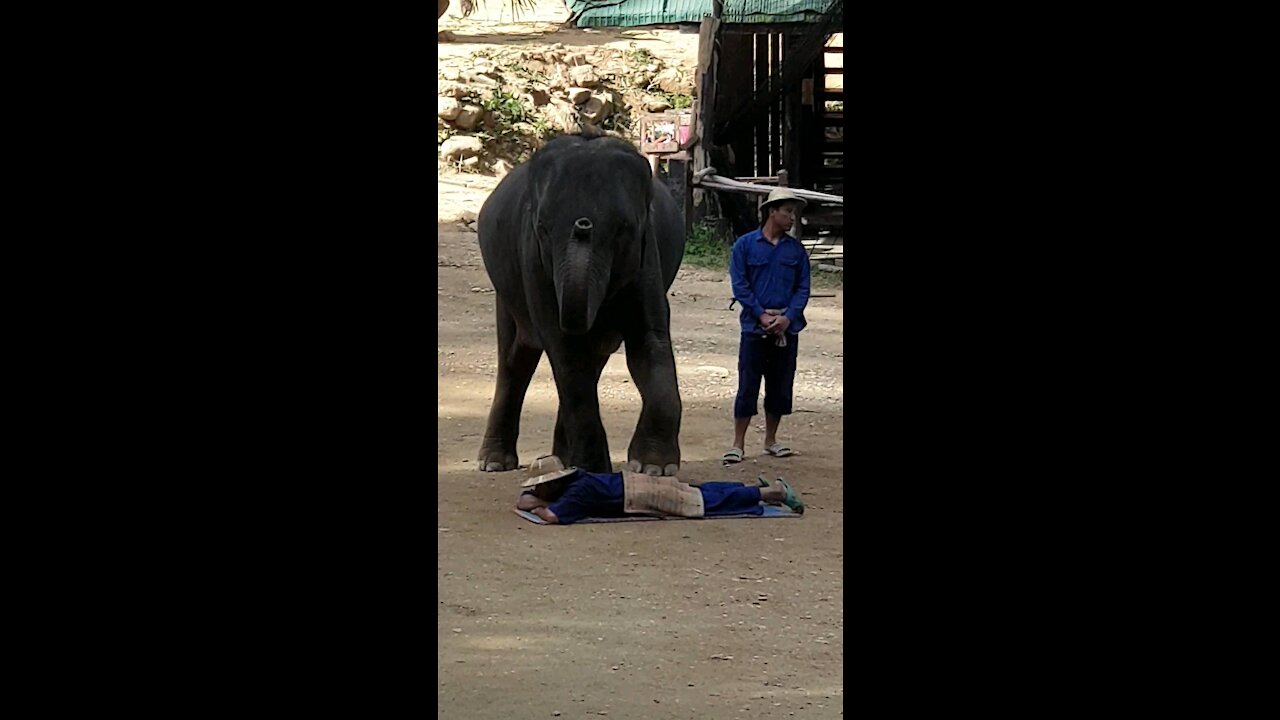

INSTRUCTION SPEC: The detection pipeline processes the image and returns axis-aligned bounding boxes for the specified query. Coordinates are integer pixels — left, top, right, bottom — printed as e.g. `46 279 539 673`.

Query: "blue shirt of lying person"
516 468 806 525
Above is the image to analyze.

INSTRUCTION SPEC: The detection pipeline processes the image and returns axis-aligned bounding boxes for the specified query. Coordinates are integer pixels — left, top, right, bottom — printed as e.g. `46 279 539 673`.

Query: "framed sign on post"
640 111 694 155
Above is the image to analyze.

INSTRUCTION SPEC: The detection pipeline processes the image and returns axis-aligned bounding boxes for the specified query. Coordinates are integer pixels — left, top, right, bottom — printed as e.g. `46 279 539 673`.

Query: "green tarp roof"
568 0 831 28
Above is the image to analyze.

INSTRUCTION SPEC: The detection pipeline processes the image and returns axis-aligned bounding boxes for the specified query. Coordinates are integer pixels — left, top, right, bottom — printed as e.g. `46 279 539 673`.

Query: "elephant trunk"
558 218 596 335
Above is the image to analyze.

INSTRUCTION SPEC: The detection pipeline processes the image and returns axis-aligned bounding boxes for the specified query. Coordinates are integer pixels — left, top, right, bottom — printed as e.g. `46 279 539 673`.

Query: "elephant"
475 133 686 476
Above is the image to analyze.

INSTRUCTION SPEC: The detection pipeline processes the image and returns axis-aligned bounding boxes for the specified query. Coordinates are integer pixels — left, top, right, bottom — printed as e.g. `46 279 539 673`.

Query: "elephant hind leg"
478 299 542 472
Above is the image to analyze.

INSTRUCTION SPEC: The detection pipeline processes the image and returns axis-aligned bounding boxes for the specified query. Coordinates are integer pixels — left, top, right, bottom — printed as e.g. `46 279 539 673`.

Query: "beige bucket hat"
760 187 807 212
520 455 578 488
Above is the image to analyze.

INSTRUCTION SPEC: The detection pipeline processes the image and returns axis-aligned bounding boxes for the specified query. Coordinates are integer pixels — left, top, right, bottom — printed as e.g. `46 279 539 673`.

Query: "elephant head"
527 136 654 335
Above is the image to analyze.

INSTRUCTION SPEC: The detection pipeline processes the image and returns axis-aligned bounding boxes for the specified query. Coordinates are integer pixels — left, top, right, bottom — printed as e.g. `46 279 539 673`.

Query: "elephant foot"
628 432 680 476
564 451 613 475
625 457 680 477
477 438 518 472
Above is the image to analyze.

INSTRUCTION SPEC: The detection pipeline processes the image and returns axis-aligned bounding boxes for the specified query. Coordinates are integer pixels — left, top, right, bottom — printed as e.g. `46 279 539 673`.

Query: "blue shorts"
734 332 799 418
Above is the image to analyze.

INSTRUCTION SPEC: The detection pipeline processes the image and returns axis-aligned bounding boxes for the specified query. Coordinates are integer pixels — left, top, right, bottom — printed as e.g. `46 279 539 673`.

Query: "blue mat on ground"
513 504 800 525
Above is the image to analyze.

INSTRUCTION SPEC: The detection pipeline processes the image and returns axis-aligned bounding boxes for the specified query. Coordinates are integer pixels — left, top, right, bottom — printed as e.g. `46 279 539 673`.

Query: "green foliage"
654 91 692 110
810 266 844 289
483 90 528 128
502 61 550 85
601 113 630 135
682 221 730 269
625 46 656 65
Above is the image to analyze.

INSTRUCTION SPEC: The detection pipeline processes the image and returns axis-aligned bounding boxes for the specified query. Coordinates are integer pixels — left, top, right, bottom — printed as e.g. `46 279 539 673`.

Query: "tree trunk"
438 0 449 20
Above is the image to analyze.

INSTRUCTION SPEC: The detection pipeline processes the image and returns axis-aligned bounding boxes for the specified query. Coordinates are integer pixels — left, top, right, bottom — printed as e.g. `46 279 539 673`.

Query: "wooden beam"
693 14 721 224
720 22 816 35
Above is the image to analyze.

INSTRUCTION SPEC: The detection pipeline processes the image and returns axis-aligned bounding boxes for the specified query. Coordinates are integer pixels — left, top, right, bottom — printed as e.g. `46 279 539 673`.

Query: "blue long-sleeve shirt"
729 228 811 335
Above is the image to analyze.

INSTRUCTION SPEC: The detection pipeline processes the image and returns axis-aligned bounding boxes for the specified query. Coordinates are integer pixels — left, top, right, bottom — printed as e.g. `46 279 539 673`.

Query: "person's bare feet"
759 484 786 504
756 478 804 513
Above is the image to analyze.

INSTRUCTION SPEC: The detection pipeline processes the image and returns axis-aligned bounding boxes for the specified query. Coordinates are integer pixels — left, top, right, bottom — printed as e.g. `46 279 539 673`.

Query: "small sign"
640 111 693 155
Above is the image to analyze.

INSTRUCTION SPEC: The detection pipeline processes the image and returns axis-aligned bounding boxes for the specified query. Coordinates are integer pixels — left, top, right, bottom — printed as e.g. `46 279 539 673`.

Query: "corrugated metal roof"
568 0 830 28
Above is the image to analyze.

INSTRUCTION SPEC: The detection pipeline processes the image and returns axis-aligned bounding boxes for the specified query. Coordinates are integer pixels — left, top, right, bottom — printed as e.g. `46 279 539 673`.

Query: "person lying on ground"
515 455 805 525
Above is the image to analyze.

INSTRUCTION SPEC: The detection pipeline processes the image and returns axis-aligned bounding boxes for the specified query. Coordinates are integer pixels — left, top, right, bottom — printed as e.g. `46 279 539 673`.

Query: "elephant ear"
526 171 553 272
640 180 656 271
527 168 546 231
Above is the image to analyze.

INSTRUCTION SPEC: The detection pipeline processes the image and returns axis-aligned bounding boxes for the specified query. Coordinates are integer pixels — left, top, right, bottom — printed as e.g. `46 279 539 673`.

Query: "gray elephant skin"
476 134 686 476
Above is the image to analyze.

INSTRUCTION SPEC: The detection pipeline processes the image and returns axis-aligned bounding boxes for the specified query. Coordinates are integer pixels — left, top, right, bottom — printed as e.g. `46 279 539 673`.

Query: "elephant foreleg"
478 298 542 471
547 346 612 473
624 329 682 476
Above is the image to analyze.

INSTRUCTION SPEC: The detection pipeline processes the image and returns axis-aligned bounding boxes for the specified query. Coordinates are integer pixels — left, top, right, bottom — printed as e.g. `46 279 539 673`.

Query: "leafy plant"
625 46 656 65
601 112 630 135
682 220 731 269
651 90 693 110
502 61 550 85
482 90 528 136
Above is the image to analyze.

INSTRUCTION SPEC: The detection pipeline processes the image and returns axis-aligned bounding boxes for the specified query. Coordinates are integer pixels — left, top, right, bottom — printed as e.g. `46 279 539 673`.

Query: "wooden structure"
692 3 844 267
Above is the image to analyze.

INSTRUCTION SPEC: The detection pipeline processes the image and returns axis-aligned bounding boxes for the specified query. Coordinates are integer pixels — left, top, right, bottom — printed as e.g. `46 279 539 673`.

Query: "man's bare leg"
764 413 781 448
732 416 751 451
758 484 786 504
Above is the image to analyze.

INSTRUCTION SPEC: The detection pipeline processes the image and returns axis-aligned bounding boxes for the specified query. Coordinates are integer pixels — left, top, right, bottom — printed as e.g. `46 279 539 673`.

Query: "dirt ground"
438 1 702 66
437 226 845 720
437 7 843 719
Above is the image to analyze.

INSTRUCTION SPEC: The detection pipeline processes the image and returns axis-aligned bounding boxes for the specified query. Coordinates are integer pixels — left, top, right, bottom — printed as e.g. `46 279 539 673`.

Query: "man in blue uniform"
723 188 812 464
515 455 805 525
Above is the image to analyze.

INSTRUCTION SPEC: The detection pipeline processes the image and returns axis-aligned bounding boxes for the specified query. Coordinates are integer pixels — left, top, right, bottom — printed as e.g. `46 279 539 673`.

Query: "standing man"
723 188 811 464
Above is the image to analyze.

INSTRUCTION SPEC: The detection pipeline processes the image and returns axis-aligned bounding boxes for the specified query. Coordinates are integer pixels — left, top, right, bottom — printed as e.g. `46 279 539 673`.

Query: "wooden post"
667 157 691 235
754 32 768 177
693 13 721 225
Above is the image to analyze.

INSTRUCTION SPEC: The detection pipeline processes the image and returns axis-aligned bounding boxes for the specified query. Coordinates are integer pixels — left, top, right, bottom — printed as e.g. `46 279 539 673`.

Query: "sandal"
722 447 744 464
775 477 805 514
764 443 795 458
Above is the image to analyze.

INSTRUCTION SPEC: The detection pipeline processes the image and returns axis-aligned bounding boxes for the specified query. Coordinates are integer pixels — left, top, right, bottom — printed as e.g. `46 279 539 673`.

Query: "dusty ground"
439 1 701 66
437 6 843 719
437 225 845 720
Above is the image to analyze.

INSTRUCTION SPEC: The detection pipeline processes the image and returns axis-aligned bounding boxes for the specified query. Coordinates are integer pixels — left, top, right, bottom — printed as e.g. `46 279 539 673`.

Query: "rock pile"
437 43 696 174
